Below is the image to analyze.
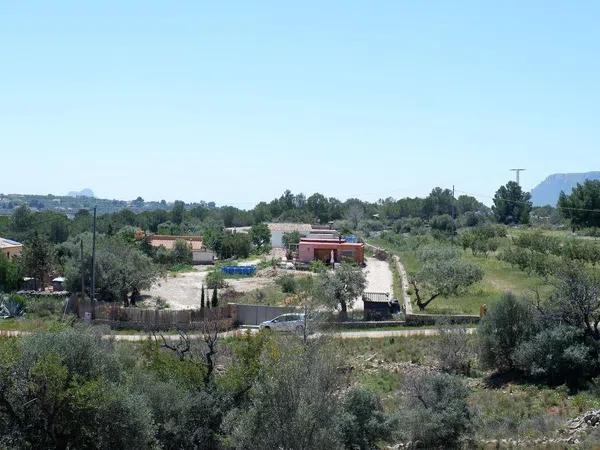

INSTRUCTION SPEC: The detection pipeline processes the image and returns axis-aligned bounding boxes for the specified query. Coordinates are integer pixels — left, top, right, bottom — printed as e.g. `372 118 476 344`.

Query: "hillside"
531 171 600 206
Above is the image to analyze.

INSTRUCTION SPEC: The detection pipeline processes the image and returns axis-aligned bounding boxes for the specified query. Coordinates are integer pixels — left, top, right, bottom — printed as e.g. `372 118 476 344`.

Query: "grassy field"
369 235 549 315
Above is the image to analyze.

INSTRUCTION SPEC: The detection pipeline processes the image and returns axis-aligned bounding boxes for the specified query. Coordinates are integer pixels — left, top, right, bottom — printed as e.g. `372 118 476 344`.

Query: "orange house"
298 238 364 265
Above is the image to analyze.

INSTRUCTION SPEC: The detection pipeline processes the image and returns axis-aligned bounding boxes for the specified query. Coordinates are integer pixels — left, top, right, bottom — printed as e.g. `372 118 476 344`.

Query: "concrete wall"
270 231 285 248
230 303 299 326
192 250 215 264
2 246 22 259
298 243 315 262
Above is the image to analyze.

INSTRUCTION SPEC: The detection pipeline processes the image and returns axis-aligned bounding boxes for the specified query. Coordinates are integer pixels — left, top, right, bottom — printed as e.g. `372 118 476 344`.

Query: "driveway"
351 257 393 311
363 257 393 294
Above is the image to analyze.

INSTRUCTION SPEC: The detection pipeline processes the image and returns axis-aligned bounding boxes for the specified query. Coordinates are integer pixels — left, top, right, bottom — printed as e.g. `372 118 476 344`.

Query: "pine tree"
200 284 205 309
211 286 218 307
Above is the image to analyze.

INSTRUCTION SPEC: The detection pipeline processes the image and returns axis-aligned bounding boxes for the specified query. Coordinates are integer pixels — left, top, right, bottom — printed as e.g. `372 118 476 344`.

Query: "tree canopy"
492 181 532 224
558 179 600 229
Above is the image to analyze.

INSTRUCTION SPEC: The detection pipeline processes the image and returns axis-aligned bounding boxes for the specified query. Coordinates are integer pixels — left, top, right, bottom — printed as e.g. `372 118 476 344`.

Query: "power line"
454 188 600 214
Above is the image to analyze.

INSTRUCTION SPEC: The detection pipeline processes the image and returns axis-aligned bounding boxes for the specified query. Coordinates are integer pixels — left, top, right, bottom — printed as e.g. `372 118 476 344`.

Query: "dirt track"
351 257 393 311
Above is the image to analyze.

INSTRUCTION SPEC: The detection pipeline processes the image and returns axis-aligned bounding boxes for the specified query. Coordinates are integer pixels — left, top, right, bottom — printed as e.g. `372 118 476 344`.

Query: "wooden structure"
75 299 234 331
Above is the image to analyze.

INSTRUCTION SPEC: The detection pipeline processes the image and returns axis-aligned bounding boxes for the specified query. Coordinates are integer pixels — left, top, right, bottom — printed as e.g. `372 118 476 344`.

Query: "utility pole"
80 239 85 300
452 185 456 219
91 206 97 302
510 169 526 186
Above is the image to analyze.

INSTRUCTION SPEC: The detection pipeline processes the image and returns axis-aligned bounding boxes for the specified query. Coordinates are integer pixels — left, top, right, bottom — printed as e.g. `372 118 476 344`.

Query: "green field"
369 236 549 315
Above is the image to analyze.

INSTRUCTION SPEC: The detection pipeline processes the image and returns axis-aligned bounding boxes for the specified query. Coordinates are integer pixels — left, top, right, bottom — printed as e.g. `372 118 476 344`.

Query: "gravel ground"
143 267 277 310
351 257 393 311
363 257 393 294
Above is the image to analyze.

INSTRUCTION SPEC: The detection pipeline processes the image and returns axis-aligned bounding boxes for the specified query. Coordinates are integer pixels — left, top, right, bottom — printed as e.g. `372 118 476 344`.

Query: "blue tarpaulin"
221 266 256 276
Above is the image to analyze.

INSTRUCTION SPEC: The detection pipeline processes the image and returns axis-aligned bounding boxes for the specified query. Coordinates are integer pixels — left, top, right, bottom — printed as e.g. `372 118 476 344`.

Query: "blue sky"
1 1 598 208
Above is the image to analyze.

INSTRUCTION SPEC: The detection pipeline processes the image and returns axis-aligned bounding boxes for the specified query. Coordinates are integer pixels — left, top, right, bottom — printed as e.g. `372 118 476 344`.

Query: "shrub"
154 245 173 265
514 325 597 387
0 252 22 292
24 296 63 319
430 214 456 234
276 274 297 294
478 293 538 372
171 239 193 265
393 217 425 234
340 388 396 450
223 339 345 450
435 327 474 376
460 211 482 227
310 260 327 273
399 373 472 448
206 271 226 289
415 244 460 262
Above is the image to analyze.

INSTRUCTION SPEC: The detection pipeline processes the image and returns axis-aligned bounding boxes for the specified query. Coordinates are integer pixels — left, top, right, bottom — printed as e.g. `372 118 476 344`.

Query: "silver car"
260 313 305 333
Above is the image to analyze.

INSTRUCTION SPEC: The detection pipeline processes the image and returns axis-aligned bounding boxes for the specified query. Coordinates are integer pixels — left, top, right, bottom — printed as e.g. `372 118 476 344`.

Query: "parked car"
260 313 305 333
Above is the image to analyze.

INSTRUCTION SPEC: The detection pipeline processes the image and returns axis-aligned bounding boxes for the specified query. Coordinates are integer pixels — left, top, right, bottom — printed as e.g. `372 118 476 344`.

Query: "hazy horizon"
2 2 599 207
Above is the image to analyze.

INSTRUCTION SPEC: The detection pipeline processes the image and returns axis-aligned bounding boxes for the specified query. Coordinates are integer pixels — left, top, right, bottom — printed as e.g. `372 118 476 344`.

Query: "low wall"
321 320 406 330
405 313 480 326
229 303 299 326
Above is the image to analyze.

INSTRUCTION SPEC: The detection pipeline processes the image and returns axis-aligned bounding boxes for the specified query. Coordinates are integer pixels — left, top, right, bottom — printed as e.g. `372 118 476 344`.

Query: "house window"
341 250 354 258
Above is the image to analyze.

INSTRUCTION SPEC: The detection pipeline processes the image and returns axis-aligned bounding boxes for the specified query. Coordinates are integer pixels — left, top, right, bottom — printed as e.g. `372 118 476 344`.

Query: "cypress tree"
211 286 218 307
200 284 205 309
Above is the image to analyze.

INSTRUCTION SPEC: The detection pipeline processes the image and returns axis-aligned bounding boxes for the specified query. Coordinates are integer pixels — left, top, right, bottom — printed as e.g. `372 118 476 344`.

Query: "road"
0 327 475 341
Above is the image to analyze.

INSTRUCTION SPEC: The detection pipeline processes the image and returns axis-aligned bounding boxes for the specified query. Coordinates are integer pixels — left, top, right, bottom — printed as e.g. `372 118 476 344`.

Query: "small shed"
362 292 401 320
52 277 66 292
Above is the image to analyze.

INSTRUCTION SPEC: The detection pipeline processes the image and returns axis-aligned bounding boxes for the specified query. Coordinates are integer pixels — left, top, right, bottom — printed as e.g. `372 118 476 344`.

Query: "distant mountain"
531 172 600 206
67 188 95 198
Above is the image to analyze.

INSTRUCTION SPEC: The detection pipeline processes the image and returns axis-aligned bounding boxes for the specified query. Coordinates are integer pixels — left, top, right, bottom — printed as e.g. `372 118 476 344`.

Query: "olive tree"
223 339 346 450
314 263 366 321
63 233 160 305
410 259 483 310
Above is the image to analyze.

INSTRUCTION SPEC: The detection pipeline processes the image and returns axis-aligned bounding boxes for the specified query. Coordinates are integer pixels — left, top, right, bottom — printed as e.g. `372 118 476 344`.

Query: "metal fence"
229 303 298 326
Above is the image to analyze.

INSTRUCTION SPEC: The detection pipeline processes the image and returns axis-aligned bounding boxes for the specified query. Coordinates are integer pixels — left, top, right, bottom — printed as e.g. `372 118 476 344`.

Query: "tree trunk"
339 301 348 321
417 294 439 311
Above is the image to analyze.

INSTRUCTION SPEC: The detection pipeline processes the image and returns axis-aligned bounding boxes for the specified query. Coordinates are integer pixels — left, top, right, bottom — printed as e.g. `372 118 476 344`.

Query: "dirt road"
95 327 477 341
0 327 476 341
364 257 393 294
351 257 393 311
